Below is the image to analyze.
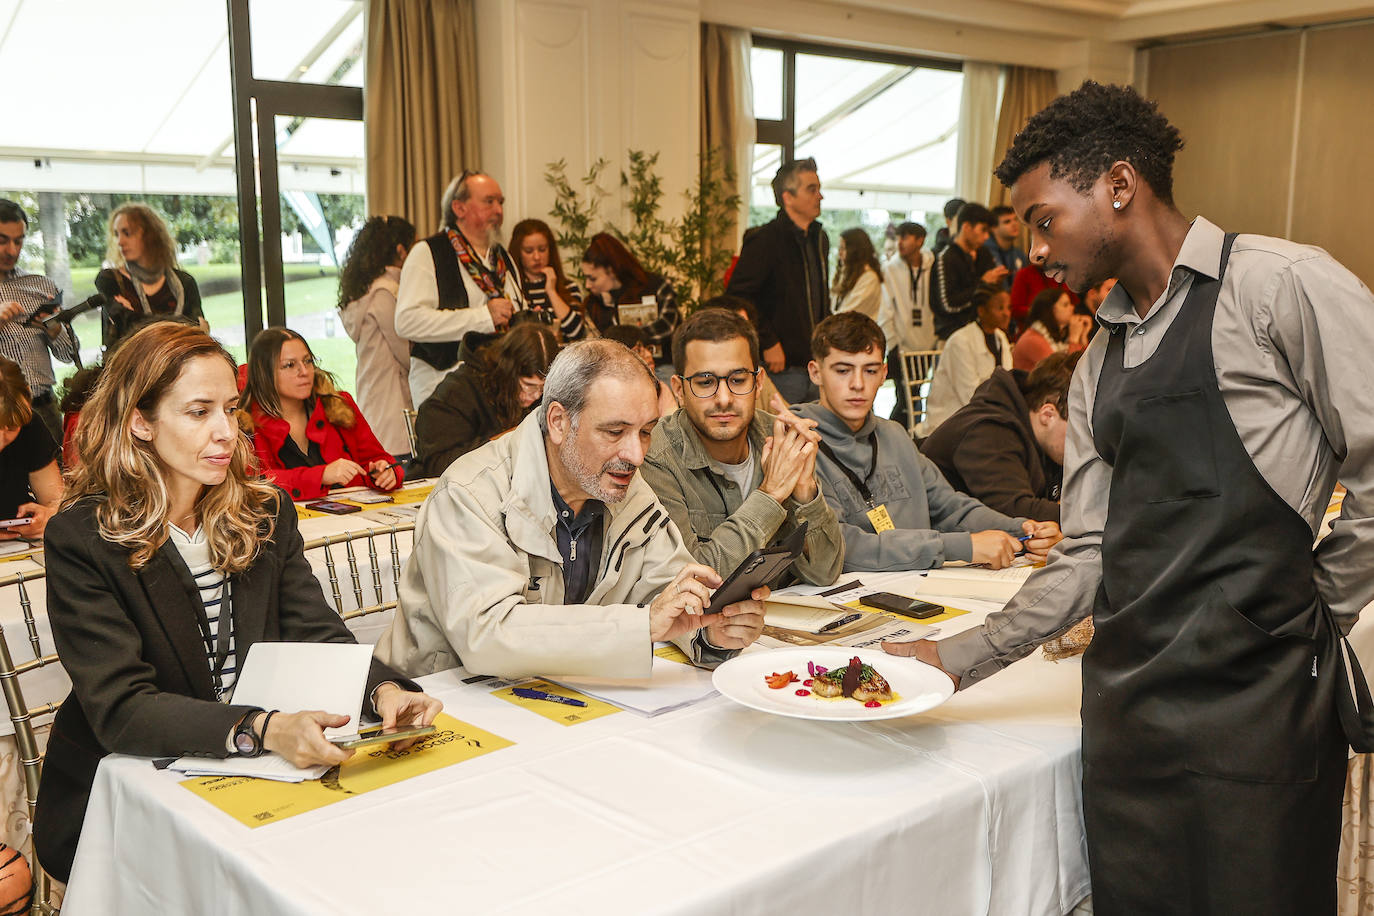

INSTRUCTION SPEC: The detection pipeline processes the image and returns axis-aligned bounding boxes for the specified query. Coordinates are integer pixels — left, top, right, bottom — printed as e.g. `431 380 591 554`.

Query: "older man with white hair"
395 170 526 406
377 339 768 679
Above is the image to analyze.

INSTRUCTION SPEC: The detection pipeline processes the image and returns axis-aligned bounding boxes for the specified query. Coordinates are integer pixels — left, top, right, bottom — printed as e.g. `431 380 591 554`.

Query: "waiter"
885 81 1374 915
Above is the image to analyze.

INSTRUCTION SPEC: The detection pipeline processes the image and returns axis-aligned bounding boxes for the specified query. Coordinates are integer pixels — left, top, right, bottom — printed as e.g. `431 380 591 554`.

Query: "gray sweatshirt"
795 402 1025 572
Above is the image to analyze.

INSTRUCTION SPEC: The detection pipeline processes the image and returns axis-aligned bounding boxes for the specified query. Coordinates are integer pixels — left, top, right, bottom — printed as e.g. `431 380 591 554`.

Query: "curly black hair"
994 81 1184 204
338 215 416 309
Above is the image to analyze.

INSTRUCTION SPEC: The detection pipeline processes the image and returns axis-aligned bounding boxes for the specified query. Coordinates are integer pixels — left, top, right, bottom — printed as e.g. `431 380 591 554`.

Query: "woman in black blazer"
34 322 442 883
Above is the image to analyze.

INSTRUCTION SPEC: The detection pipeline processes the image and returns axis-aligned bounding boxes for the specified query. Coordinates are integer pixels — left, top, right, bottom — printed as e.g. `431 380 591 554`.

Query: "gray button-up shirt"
940 216 1374 687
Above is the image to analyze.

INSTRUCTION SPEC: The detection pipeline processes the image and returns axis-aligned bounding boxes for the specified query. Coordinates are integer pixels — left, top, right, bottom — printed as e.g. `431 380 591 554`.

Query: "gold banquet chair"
0 569 61 915
302 523 415 622
900 348 941 437
401 409 419 461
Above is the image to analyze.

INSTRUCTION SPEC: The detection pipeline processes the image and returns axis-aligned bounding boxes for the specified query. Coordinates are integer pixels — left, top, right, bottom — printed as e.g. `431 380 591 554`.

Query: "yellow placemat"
179 713 512 828
653 644 693 666
294 482 436 519
490 678 621 726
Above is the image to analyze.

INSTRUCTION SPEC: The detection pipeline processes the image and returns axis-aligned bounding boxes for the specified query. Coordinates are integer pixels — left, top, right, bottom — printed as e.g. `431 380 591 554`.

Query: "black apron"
1083 234 1365 915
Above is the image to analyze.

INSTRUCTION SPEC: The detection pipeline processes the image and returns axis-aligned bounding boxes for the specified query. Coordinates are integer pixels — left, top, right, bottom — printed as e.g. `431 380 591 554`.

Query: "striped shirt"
0 269 79 397
168 523 236 698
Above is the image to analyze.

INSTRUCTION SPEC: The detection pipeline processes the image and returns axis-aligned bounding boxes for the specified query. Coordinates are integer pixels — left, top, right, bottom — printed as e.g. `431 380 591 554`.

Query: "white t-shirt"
720 451 756 497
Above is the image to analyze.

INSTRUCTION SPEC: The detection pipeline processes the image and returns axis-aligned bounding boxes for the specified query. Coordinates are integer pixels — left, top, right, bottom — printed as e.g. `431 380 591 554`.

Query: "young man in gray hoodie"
794 312 1062 573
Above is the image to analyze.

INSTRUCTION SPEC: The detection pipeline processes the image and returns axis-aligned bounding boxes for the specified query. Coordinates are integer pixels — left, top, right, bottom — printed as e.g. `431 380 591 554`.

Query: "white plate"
712 646 955 721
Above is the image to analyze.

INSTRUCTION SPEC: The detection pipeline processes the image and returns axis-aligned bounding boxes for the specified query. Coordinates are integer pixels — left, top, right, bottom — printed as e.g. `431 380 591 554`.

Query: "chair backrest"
0 568 60 914
402 409 419 459
302 523 415 622
900 348 941 437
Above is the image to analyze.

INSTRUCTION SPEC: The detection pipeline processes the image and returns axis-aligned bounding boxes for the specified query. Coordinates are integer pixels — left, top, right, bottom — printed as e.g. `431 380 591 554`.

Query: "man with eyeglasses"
640 305 843 585
796 312 1061 573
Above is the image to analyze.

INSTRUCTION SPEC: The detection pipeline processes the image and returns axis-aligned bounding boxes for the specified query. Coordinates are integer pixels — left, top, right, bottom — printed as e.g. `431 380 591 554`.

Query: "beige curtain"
365 0 480 231
988 66 1059 209
955 62 1003 206
700 24 755 261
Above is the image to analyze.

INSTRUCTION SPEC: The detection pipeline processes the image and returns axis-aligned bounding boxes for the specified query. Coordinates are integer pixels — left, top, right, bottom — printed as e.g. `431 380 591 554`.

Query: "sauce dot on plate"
802 679 813 686
864 701 881 708
795 689 810 697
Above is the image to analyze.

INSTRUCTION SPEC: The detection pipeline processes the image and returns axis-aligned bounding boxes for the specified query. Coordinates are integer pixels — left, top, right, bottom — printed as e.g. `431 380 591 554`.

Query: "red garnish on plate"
802 679 813 686
764 671 799 689
795 689 810 696
864 700 881 708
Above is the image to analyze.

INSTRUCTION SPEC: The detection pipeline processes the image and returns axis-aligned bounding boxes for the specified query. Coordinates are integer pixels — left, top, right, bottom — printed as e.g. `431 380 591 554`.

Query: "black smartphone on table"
859 592 944 619
305 499 361 515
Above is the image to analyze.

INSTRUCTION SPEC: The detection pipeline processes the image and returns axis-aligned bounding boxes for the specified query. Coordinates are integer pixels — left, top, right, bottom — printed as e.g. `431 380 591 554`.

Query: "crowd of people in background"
1 154 1098 550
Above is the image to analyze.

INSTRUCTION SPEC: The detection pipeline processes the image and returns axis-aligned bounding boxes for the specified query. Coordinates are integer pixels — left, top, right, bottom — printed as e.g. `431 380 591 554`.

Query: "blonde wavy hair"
106 202 180 274
237 327 356 433
63 322 279 572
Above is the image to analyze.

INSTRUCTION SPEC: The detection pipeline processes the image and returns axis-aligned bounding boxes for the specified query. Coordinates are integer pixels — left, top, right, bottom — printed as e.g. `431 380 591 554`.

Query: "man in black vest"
395 171 524 406
887 81 1374 915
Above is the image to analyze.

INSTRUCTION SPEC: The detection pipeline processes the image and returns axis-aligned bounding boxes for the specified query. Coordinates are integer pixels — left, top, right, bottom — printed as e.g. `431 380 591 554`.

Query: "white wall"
475 0 703 237
473 0 1139 240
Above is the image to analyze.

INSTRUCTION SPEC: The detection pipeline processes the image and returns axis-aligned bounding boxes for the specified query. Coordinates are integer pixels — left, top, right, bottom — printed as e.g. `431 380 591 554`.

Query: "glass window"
749 42 961 255
273 116 365 394
751 47 784 121
249 0 365 86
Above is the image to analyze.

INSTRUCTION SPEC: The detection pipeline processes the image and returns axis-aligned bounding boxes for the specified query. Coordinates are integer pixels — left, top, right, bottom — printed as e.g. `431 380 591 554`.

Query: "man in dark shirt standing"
930 203 1007 341
726 158 829 405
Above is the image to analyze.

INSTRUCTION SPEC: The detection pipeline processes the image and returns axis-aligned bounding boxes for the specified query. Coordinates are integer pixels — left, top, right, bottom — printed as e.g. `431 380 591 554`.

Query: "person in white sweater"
922 284 1013 435
832 228 883 320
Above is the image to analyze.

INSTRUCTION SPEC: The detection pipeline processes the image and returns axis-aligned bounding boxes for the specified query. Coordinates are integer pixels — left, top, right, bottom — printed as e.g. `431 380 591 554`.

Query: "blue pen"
512 687 588 708
1018 534 1033 542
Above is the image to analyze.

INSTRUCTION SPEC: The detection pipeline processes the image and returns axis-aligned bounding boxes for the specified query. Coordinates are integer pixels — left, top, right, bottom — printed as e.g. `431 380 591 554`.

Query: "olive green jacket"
641 408 844 586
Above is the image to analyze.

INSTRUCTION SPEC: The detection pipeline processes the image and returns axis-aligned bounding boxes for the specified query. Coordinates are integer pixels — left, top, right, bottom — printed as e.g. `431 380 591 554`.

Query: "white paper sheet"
548 649 718 716
916 564 1035 602
170 642 374 781
228 642 375 738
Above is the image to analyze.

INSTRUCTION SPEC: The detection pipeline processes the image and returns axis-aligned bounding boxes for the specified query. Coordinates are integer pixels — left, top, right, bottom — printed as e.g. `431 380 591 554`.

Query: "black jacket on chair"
33 492 417 882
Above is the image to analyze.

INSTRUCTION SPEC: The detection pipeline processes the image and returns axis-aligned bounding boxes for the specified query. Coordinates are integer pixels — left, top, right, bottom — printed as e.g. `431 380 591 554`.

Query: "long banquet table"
60 571 1093 916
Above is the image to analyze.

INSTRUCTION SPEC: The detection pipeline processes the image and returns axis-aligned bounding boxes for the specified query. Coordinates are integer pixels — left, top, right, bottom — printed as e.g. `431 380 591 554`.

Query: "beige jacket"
376 411 725 679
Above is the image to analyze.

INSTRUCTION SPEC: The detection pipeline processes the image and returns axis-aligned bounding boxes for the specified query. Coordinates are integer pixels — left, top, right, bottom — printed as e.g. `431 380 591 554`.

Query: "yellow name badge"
179 713 513 828
866 503 896 533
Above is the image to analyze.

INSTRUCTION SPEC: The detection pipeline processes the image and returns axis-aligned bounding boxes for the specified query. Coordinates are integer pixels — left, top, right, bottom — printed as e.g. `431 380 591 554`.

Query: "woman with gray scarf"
94 202 204 350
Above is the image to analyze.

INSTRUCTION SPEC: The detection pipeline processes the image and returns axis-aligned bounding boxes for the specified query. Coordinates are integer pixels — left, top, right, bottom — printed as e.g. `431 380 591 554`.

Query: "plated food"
762 656 895 706
718 646 954 721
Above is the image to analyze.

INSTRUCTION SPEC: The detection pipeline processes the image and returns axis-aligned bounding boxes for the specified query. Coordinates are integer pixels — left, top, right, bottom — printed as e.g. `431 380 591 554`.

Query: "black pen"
818 612 863 634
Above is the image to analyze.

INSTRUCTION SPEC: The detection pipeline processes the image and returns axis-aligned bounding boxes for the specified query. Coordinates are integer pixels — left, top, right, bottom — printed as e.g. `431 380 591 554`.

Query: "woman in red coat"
238 327 402 500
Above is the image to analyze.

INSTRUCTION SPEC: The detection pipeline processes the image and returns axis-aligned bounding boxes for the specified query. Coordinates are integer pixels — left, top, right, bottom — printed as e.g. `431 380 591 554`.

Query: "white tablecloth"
61 576 1092 916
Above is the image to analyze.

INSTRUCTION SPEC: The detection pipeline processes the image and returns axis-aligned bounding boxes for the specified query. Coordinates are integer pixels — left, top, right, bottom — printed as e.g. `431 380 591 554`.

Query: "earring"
1113 200 1121 210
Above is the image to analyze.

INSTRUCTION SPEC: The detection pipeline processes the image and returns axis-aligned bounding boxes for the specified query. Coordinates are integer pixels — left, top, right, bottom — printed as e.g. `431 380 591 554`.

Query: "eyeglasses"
679 368 759 399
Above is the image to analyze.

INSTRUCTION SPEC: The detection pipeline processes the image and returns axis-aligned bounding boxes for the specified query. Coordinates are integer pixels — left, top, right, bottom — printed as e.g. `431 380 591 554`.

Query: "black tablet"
704 520 808 614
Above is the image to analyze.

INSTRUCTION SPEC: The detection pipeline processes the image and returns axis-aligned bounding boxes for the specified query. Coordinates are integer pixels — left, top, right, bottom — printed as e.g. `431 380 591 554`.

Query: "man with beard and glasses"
887 81 1374 915
395 171 526 406
640 306 843 585
377 339 769 679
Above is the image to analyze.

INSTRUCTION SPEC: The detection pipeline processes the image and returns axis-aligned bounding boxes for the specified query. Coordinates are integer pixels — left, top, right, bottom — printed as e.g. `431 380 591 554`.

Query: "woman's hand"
541 267 571 318
260 710 354 768
367 459 398 491
114 294 136 313
374 683 444 751
1068 313 1093 347
321 457 365 487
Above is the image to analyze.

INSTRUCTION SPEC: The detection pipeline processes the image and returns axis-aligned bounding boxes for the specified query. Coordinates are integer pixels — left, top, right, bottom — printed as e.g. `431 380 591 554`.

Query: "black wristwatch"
232 710 269 758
